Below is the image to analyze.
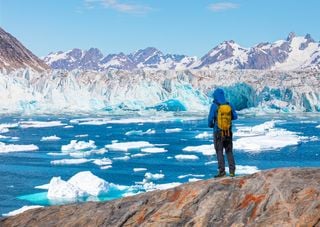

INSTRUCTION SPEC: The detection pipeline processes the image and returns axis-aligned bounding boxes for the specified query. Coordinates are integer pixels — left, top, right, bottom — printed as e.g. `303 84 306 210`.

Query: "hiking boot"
230 172 235 177
214 171 226 178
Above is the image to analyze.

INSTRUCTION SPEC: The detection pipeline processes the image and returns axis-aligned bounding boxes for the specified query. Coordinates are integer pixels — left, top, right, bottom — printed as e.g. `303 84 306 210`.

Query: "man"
208 88 238 178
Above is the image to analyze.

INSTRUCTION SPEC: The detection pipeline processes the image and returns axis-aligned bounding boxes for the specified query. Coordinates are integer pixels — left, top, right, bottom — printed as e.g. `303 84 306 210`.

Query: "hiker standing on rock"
208 88 238 178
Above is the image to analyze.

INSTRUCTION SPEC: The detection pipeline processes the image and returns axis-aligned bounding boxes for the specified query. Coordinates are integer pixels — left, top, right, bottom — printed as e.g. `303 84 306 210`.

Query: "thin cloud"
208 2 239 12
84 0 152 14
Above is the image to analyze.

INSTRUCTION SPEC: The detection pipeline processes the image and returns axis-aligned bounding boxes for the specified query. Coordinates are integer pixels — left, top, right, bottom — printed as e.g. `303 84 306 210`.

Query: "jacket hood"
213 88 226 104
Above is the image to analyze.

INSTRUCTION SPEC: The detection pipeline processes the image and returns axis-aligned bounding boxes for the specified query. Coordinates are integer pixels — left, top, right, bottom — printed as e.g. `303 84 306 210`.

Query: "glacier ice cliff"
0 69 319 114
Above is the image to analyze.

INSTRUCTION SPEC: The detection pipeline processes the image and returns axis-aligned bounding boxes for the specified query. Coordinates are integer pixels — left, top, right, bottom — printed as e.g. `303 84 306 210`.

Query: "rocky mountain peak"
0 27 49 72
286 32 296 42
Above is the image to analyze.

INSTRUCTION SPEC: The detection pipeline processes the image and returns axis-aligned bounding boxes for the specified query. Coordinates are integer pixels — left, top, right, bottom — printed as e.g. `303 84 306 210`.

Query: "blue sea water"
0 113 319 216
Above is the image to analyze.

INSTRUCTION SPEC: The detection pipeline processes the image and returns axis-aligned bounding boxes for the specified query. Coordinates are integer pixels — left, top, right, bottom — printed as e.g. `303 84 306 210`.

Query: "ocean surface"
0 112 319 216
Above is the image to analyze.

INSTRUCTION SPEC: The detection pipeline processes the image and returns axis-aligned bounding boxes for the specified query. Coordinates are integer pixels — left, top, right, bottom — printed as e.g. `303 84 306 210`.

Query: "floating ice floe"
178 174 205 179
204 160 217 165
0 123 19 133
234 120 282 137
175 154 199 160
144 172 165 181
141 147 167 153
41 135 61 141
0 142 39 153
113 156 130 161
133 168 147 172
100 165 112 170
195 131 211 139
75 134 88 138
50 158 91 165
61 140 97 152
182 144 215 155
68 151 93 158
47 152 67 156
47 171 109 200
125 129 155 136
92 158 112 166
165 128 182 133
70 118 111 125
316 125 320 128
131 153 149 158
2 205 43 217
64 125 74 128
233 120 302 152
105 141 154 151
19 121 66 128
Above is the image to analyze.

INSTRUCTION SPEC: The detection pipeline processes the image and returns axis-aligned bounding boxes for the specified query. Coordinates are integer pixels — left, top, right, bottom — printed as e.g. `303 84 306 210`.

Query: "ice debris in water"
47 171 109 200
233 120 303 152
41 135 61 141
61 140 97 152
105 141 154 151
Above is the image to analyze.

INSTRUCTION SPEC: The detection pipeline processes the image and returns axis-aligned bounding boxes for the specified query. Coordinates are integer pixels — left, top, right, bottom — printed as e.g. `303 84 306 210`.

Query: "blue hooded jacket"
208 88 238 132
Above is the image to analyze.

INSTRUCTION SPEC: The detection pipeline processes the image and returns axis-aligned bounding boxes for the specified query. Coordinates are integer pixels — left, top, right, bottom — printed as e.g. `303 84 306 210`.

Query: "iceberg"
68 171 109 196
47 171 109 201
47 177 88 200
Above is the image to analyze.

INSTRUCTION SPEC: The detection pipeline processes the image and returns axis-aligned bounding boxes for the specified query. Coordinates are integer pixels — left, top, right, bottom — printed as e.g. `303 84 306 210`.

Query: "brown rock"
1 168 320 226
0 27 49 72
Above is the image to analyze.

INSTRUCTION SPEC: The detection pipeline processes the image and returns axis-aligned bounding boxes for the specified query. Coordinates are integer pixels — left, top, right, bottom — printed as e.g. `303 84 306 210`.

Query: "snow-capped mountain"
44 33 320 71
45 47 197 71
196 32 320 70
0 27 49 72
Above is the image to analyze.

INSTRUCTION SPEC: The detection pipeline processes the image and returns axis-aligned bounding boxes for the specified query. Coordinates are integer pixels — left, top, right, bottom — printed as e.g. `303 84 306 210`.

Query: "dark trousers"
214 132 235 173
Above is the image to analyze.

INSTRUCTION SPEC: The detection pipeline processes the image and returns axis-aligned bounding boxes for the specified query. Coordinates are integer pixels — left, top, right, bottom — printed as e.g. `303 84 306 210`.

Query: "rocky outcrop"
0 27 49 72
1 168 320 226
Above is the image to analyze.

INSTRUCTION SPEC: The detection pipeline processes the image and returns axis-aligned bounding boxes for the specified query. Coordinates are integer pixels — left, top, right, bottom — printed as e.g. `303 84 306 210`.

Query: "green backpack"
217 103 232 136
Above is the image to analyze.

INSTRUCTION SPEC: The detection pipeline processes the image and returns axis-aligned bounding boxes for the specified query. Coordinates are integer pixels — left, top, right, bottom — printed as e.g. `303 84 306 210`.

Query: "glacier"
0 69 319 114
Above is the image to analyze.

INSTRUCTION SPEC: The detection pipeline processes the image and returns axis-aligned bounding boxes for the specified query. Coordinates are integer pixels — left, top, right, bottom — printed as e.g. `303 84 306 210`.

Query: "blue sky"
0 0 319 57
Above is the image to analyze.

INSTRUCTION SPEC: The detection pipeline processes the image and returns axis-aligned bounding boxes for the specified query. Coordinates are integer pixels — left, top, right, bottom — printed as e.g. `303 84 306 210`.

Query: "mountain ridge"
0 27 49 72
44 32 320 71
